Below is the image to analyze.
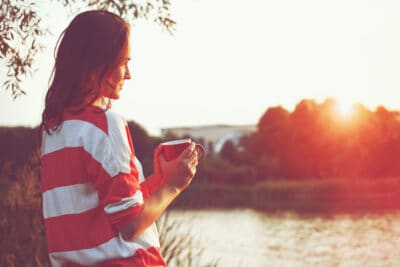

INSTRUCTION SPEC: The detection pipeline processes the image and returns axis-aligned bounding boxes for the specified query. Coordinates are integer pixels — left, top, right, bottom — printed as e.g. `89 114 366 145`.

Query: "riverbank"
173 178 400 213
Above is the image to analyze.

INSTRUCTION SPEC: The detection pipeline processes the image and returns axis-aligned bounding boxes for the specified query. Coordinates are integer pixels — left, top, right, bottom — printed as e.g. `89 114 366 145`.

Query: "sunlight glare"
335 99 355 119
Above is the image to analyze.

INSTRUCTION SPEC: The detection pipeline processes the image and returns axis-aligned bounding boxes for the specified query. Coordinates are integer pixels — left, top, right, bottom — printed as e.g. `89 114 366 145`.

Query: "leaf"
0 42 9 55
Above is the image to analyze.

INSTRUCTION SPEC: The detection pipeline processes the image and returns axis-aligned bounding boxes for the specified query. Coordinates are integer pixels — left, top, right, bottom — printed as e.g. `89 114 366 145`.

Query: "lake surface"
158 209 400 267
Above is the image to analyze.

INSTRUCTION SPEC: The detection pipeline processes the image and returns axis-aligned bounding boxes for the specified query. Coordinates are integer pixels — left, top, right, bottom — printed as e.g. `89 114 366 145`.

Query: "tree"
1 0 45 99
1 0 175 98
127 120 162 176
219 140 239 164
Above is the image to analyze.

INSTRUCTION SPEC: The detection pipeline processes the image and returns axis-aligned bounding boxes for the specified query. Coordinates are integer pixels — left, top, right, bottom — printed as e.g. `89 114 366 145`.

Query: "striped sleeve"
140 174 164 198
86 110 144 228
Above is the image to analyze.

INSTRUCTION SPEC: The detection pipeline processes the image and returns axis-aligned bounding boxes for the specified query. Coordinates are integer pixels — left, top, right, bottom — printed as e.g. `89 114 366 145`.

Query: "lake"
158 209 400 267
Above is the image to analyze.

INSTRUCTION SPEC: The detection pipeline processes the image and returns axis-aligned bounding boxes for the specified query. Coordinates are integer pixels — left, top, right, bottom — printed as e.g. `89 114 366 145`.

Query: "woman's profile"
40 10 200 266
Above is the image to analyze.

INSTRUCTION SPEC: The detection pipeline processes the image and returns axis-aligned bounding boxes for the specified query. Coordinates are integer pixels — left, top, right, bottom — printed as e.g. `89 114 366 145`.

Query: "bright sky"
1 0 400 135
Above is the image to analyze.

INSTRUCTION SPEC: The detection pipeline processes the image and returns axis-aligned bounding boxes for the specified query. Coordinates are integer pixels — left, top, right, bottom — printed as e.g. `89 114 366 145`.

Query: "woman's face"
100 37 132 100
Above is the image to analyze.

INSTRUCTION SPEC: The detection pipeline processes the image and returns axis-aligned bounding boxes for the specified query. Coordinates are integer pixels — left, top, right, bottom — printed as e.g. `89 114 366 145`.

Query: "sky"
1 0 400 136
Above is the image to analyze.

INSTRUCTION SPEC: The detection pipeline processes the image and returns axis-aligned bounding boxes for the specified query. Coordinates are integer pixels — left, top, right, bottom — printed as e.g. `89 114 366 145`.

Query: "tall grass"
157 211 219 267
0 150 49 267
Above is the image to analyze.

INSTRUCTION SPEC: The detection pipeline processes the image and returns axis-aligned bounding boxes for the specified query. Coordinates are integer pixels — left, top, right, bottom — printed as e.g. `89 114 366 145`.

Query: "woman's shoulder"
63 105 109 134
104 108 125 123
104 109 128 134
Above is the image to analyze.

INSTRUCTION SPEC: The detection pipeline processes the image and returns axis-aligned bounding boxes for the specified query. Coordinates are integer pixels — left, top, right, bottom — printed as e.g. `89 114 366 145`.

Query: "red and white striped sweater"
41 106 166 266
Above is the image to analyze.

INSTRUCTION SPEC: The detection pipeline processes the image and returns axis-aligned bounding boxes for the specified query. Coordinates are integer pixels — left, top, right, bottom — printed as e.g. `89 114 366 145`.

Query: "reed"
157 211 219 267
0 152 49 267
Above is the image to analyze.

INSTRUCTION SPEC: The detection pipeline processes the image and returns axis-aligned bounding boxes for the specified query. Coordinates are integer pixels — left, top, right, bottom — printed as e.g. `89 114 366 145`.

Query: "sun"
335 99 355 118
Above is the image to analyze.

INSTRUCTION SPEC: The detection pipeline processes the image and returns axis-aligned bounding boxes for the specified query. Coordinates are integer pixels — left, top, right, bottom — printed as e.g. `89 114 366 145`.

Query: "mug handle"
195 144 205 161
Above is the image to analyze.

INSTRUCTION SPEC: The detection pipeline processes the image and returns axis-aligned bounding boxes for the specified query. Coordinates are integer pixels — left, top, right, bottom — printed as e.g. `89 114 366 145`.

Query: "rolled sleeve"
96 172 143 228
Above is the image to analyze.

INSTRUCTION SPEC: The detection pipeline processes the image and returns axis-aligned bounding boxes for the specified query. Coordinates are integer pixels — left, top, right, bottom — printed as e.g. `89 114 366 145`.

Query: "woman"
40 10 199 266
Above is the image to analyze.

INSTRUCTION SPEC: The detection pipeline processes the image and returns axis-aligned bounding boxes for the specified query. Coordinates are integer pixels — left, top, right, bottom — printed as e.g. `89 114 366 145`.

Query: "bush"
196 156 257 185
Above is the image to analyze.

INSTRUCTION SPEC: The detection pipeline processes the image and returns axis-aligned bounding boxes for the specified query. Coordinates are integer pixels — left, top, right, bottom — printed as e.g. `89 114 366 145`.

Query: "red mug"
161 139 205 162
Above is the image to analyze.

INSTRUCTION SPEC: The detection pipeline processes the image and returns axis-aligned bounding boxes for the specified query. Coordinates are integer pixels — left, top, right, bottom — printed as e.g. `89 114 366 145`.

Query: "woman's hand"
119 142 201 241
157 142 200 192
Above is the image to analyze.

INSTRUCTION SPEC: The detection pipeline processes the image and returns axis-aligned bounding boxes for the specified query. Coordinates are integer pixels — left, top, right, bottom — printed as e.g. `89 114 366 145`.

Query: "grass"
157 211 219 267
0 157 49 267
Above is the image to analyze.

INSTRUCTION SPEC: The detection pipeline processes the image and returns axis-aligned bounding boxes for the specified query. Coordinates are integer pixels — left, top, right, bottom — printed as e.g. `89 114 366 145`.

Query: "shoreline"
171 178 400 214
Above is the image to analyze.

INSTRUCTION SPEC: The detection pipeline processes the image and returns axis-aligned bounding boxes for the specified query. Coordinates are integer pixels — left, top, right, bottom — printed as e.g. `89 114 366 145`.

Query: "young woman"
40 10 200 266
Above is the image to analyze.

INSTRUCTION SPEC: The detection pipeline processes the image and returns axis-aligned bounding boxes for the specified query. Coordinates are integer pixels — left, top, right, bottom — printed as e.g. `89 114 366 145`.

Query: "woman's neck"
92 97 111 110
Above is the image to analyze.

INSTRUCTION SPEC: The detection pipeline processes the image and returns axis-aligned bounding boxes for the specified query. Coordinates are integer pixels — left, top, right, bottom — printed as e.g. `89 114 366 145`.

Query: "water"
158 209 400 267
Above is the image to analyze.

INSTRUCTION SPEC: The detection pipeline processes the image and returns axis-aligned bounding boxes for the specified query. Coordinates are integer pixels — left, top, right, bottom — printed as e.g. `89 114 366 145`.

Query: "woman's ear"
87 69 105 92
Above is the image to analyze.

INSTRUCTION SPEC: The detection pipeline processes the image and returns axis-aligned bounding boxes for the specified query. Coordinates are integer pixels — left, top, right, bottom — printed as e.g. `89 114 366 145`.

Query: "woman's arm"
119 183 179 240
119 142 199 241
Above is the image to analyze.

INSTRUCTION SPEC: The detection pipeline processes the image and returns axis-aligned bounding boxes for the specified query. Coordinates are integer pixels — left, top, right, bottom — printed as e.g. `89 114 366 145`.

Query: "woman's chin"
109 93 120 100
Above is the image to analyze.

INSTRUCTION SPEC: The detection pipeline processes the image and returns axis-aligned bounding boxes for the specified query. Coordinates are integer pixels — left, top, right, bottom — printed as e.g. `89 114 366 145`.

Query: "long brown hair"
41 10 129 133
